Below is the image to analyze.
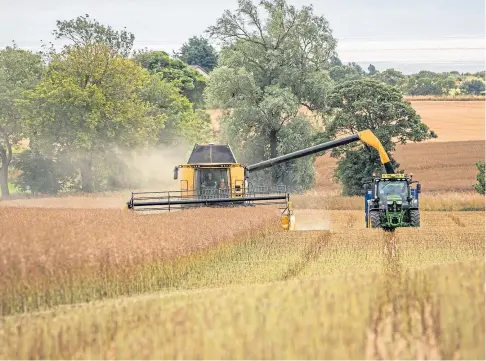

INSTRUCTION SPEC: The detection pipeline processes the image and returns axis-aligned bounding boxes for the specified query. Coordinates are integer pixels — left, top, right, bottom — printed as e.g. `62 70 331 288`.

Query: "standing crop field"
0 206 484 359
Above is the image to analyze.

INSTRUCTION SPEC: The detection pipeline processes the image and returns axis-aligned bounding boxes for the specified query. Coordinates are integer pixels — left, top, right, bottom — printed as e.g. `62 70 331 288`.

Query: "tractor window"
378 181 408 202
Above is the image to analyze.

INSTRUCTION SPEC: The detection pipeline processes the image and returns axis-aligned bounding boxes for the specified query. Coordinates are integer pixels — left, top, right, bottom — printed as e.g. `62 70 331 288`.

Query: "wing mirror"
416 183 422 193
173 166 179 180
362 183 371 195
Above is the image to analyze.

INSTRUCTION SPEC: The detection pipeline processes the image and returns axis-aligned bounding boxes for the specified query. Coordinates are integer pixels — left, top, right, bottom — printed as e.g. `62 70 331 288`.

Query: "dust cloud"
293 209 332 231
1 143 193 210
114 143 191 192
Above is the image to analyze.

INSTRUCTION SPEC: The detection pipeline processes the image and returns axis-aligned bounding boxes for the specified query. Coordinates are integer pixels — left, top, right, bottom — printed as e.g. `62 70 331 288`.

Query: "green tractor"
364 173 422 231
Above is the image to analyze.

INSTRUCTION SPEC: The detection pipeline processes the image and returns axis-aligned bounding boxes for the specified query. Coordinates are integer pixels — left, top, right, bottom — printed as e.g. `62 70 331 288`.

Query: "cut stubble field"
0 205 484 359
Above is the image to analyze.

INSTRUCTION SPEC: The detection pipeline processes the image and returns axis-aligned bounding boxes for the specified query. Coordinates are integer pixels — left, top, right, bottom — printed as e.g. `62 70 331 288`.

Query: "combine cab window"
196 169 230 197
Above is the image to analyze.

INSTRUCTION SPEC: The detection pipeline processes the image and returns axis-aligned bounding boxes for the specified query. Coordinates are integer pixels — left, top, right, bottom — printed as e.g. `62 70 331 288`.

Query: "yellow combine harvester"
126 129 395 230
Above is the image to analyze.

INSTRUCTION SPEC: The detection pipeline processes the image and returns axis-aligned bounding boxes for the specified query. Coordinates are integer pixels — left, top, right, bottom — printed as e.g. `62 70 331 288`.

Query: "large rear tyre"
369 210 381 228
410 209 420 227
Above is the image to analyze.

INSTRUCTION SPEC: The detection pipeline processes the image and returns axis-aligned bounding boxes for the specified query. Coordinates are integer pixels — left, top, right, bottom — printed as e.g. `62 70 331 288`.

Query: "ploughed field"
0 202 484 359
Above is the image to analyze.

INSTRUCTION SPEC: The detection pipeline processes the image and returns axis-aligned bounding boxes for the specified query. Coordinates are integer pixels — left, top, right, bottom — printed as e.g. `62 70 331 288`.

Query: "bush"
13 150 78 195
473 160 485 195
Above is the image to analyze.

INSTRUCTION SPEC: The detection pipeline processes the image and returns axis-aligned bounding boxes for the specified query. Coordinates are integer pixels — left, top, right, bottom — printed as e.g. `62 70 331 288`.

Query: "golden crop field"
0 207 483 359
1 101 484 359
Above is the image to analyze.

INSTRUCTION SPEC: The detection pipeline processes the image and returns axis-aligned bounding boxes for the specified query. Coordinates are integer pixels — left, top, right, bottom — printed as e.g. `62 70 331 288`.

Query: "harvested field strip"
408 101 484 142
403 95 485 101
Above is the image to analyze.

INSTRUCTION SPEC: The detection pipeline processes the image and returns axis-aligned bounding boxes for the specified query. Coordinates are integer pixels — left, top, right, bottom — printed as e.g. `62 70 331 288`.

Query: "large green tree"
323 78 437 195
174 36 218 72
406 71 456 96
205 0 336 188
0 44 44 199
23 44 163 192
133 50 212 145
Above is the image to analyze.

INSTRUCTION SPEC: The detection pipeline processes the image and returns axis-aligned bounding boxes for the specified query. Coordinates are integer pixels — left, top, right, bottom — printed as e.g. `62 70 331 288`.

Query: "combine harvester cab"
364 173 422 231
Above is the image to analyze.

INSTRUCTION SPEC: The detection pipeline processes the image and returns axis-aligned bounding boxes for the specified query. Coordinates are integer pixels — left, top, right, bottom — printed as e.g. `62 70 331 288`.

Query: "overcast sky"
1 0 484 73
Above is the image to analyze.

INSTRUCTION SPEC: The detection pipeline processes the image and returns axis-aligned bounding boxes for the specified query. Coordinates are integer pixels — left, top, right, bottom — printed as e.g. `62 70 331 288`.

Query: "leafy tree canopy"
53 14 135 57
133 50 207 108
0 44 44 198
174 36 218 72
322 78 437 195
205 0 336 189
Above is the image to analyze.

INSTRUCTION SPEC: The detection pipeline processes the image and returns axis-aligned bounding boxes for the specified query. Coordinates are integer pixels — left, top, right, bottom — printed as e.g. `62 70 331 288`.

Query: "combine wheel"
410 209 420 227
369 210 381 228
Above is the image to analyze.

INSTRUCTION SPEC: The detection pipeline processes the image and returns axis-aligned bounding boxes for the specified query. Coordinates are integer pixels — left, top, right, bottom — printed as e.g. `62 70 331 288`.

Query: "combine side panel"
364 190 373 227
180 167 195 199
230 165 245 198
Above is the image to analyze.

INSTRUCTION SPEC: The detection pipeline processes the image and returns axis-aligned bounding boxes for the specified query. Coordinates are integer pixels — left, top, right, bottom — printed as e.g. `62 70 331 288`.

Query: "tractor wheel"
369 211 381 228
410 209 420 227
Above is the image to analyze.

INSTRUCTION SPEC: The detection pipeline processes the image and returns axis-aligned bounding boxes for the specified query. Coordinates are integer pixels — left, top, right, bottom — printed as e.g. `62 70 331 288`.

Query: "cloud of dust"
113 142 192 192
293 209 332 231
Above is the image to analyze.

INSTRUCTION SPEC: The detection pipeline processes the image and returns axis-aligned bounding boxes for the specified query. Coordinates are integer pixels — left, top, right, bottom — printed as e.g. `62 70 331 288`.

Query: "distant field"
208 100 485 142
314 140 485 193
408 101 484 142
404 95 485 101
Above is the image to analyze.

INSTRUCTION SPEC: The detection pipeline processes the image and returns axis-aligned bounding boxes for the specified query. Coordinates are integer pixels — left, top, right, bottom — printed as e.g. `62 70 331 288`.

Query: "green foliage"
53 14 135 57
133 50 207 108
330 65 362 83
0 44 44 198
460 79 485 95
174 36 218 72
323 78 437 195
367 64 377 76
23 43 163 192
205 0 336 189
13 149 78 195
134 51 212 145
406 71 456 96
473 161 485 195
371 68 406 89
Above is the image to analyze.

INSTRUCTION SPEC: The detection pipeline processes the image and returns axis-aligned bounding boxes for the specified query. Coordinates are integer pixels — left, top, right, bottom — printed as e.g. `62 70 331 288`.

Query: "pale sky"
1 0 484 73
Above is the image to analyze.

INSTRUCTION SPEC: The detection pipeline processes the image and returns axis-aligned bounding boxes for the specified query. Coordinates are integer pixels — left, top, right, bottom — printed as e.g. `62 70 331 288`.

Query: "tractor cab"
363 173 421 230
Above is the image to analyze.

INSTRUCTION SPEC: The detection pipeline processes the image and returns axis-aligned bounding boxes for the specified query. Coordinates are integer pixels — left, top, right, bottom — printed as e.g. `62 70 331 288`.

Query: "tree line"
0 14 215 197
1 0 483 199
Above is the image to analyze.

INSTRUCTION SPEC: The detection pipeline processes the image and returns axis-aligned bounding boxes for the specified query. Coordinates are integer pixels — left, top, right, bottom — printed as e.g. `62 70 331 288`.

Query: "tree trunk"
269 130 279 184
0 155 9 200
80 155 94 193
